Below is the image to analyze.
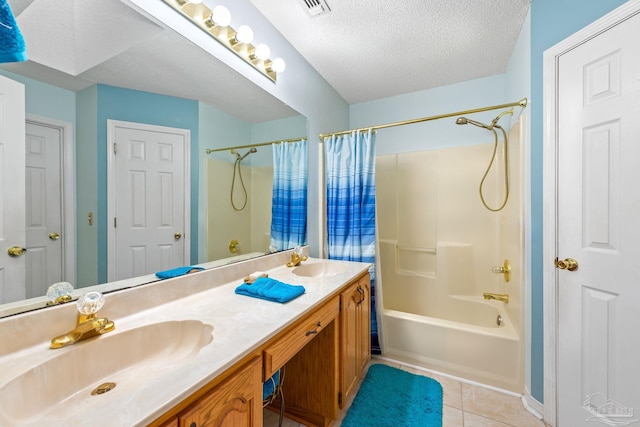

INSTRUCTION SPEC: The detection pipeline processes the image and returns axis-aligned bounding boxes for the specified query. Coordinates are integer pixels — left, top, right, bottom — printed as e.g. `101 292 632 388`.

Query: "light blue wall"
350 74 508 154
251 115 308 167
528 0 627 403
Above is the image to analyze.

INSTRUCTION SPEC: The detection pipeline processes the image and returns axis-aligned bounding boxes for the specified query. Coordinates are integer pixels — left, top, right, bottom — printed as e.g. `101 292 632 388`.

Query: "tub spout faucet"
50 291 115 349
483 292 509 303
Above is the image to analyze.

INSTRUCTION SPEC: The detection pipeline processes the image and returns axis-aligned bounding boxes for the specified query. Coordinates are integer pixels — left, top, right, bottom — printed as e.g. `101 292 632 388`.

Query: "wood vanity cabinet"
339 272 371 408
156 357 262 427
152 270 371 427
179 357 262 427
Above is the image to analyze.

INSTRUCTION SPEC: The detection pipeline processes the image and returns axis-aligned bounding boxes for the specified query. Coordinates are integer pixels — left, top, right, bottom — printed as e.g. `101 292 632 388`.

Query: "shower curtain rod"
205 136 306 154
318 97 528 139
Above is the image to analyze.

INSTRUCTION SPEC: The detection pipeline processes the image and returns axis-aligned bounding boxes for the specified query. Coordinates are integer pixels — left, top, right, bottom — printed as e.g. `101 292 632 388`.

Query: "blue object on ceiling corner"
0 0 27 63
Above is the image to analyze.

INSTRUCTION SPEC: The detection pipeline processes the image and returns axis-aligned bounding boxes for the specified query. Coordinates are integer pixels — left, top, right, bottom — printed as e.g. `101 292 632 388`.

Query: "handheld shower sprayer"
455 109 513 212
455 117 492 129
230 147 258 211
456 108 514 130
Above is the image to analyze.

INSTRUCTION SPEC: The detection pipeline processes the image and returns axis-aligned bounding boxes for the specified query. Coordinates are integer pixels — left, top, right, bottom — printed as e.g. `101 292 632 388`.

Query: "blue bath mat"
342 364 443 427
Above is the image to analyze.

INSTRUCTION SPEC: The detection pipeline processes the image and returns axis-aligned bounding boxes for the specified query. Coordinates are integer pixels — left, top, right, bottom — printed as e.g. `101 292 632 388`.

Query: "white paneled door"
0 75 25 304
107 121 190 281
25 121 63 298
557 10 640 427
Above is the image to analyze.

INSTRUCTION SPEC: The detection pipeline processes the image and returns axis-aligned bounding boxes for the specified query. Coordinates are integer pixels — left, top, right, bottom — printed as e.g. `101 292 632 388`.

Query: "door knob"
174 232 182 240
49 232 60 240
554 257 578 271
8 246 27 257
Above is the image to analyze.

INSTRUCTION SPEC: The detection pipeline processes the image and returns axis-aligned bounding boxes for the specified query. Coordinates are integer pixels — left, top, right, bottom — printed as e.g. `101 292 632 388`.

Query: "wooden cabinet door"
339 273 372 408
340 277 365 408
179 357 262 427
357 275 371 375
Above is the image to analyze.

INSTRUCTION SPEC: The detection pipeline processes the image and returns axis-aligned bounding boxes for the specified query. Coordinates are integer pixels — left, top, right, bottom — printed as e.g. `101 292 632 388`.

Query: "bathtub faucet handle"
491 259 511 283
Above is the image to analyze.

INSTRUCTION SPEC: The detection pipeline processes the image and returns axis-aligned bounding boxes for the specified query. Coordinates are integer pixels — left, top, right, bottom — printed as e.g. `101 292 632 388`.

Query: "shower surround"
376 120 525 392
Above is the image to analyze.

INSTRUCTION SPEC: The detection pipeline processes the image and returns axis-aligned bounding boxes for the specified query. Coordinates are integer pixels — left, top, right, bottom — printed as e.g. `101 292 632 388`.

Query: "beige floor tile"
463 411 513 427
443 404 464 426
461 383 544 427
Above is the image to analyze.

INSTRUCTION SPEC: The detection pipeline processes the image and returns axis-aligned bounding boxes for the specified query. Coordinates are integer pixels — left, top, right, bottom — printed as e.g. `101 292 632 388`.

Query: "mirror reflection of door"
0 75 26 304
25 121 65 298
107 120 190 281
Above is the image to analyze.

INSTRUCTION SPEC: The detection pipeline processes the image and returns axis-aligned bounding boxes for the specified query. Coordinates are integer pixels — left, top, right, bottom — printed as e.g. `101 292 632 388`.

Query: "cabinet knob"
190 422 196 427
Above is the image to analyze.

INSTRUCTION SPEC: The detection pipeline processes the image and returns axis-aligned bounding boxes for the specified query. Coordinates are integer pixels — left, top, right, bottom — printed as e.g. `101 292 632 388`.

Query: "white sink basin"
0 320 213 424
292 262 349 277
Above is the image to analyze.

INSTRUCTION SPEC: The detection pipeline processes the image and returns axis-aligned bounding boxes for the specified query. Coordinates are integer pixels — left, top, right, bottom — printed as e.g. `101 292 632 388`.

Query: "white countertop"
0 253 370 426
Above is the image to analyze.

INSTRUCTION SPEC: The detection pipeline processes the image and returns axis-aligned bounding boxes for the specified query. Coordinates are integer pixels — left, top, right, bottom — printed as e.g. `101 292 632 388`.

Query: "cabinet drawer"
263 296 339 380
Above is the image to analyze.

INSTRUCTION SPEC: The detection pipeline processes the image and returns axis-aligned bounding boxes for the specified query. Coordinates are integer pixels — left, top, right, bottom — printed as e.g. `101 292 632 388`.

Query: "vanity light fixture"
163 0 285 82
252 43 270 61
206 5 231 28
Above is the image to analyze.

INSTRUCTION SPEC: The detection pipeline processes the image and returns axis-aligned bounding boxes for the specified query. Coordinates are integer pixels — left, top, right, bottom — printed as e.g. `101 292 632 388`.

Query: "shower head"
238 147 257 161
455 116 493 130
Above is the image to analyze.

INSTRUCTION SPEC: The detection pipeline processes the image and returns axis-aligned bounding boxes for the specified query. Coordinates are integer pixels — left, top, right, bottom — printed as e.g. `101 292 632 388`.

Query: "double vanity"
0 249 371 426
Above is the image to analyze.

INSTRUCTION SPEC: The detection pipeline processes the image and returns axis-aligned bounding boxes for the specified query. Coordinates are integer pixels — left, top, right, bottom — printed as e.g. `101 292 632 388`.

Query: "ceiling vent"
298 0 331 18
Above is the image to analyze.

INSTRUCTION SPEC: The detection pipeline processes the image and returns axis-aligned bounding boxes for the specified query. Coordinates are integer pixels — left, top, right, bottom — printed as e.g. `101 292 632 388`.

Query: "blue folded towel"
155 266 204 279
235 277 305 303
0 0 27 63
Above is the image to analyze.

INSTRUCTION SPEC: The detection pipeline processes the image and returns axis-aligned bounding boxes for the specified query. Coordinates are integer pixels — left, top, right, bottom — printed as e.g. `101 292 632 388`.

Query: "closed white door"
0 75 26 304
557 10 640 426
25 121 63 298
107 120 190 281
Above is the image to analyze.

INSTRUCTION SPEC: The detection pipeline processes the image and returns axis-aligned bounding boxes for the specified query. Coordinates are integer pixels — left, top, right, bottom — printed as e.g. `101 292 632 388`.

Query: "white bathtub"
382 296 522 391
378 242 523 392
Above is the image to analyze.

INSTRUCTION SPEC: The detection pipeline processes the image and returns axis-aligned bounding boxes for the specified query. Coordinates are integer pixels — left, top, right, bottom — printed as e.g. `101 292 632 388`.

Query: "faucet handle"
46 282 74 306
77 291 106 315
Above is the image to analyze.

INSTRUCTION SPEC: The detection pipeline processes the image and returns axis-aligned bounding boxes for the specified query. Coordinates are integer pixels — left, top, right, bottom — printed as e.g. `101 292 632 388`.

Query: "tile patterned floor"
263 356 547 427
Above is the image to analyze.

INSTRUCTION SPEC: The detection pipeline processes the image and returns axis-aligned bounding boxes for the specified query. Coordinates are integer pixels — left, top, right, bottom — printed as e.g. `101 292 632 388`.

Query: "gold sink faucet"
50 291 115 349
483 292 509 303
286 246 308 267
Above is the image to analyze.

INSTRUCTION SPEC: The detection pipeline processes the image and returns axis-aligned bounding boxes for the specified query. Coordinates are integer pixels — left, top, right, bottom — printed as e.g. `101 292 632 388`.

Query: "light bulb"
271 58 286 73
254 44 270 60
209 5 231 27
235 25 254 44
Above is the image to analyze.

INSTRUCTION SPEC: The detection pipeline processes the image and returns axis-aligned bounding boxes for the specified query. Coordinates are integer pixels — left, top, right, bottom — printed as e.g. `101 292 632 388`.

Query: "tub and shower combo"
375 118 525 393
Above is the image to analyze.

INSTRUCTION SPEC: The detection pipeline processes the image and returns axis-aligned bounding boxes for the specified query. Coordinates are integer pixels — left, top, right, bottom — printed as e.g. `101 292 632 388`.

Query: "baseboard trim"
522 387 545 422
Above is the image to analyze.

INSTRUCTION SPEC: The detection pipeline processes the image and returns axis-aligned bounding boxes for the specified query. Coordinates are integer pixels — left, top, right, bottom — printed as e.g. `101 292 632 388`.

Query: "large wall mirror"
0 0 307 317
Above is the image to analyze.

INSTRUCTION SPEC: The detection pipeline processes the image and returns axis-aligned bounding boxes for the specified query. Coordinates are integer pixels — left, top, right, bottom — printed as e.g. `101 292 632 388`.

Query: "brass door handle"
49 232 60 240
554 257 578 271
174 232 182 240
8 246 27 257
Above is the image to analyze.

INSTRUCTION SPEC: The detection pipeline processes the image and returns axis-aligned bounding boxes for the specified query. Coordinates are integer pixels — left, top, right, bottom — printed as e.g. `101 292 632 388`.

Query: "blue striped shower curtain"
325 130 380 353
269 139 308 252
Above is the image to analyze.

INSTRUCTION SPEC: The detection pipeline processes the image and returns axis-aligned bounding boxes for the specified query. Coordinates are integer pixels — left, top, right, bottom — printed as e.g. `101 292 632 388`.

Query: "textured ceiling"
250 0 531 104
